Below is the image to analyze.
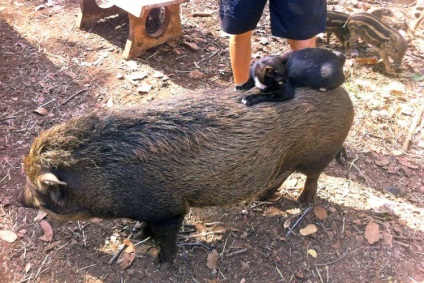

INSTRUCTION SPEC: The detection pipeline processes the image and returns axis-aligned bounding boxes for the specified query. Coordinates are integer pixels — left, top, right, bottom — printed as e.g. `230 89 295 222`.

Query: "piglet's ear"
39 173 67 186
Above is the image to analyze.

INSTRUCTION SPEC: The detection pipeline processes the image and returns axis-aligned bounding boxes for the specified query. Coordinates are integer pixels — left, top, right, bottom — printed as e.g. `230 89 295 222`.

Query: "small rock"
384 186 404 197
189 70 204 79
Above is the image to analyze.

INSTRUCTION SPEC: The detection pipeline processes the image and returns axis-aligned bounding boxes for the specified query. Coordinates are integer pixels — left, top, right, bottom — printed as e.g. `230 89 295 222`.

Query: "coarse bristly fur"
20 87 354 271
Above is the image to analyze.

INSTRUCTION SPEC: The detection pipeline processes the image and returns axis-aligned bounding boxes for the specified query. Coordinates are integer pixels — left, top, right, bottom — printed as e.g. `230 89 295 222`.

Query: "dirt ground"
1 0 423 282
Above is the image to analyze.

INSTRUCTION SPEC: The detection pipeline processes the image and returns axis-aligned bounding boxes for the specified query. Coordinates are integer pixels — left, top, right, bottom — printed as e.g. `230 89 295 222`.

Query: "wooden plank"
108 0 187 17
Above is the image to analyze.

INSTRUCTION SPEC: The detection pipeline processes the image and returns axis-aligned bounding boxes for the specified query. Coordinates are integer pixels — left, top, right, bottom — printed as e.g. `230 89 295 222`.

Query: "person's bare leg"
230 30 253 85
287 37 316 50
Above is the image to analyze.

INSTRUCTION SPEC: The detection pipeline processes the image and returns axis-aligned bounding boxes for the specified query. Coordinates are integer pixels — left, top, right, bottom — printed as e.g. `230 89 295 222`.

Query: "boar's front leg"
148 216 184 271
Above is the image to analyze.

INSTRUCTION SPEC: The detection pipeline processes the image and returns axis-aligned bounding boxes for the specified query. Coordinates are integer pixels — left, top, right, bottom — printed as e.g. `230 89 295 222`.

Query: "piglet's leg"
378 49 394 73
241 82 296 106
235 77 255 91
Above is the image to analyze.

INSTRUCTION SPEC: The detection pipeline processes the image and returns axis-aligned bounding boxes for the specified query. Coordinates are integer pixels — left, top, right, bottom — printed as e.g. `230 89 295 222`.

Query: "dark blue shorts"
219 0 327 40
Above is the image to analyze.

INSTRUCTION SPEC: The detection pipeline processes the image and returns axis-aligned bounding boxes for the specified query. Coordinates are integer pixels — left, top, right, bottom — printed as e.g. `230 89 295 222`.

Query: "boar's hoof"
297 190 315 204
335 146 347 166
159 261 172 271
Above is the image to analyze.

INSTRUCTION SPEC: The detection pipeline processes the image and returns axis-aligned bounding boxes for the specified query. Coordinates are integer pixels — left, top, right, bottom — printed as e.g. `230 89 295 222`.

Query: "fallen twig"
177 241 212 251
192 12 213 17
37 98 56 108
186 230 226 238
275 266 286 282
226 248 247 257
205 222 223 227
286 207 312 237
314 244 349 266
61 89 88 105
108 221 141 265
402 105 423 151
316 266 324 283
34 255 49 280
250 201 276 209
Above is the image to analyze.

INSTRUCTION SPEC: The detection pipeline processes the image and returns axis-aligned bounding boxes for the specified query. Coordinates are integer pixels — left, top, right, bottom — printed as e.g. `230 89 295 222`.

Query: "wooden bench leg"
76 0 125 29
123 4 183 59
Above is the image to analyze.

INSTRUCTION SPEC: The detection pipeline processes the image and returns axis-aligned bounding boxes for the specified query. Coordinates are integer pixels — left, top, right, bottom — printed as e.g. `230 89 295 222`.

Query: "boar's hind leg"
149 216 184 271
297 172 320 203
255 171 293 201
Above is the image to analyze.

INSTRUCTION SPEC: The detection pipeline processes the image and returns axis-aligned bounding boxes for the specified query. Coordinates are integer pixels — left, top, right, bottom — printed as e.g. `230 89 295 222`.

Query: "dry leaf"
125 72 147 81
182 41 200 51
106 98 113 108
367 196 395 215
382 231 393 248
38 220 53 242
283 218 291 229
189 70 204 79
153 71 164 78
24 263 31 273
64 71 77 79
299 224 318 236
126 60 138 70
375 157 390 166
17 229 27 238
119 239 136 270
355 57 377 65
0 230 18 243
286 208 301 215
397 157 418 169
137 82 152 93
33 107 49 116
263 207 286 217
34 210 48 222
285 178 298 187
206 249 218 270
307 249 317 258
364 222 380 244
313 206 328 220
295 270 305 278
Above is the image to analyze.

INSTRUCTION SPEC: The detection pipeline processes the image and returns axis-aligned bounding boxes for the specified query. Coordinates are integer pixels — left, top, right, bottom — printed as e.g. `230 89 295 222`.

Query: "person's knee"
287 37 317 50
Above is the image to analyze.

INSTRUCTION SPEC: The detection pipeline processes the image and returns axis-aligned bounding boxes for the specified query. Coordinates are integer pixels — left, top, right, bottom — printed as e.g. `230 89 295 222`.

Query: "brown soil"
1 0 423 282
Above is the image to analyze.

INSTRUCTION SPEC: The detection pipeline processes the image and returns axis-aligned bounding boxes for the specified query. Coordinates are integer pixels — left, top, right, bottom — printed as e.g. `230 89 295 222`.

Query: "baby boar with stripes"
325 11 349 45
19 87 354 271
346 12 408 73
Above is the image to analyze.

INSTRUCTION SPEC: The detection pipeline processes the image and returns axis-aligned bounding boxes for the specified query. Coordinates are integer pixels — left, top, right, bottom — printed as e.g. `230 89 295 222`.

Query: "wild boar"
19 87 354 270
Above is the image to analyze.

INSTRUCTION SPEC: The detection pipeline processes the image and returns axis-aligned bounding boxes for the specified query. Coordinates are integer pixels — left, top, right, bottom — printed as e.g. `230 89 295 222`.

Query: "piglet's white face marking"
254 77 268 90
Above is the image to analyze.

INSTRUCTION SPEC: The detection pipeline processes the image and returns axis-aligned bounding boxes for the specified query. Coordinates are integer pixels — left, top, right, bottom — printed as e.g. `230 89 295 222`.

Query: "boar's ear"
39 173 67 187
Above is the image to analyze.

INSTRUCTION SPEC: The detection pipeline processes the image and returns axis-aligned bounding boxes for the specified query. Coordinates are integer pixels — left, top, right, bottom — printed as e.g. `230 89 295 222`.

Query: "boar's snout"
17 185 38 208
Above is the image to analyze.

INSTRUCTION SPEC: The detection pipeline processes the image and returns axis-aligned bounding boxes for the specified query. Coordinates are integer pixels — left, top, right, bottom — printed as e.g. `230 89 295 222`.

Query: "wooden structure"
76 0 187 59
